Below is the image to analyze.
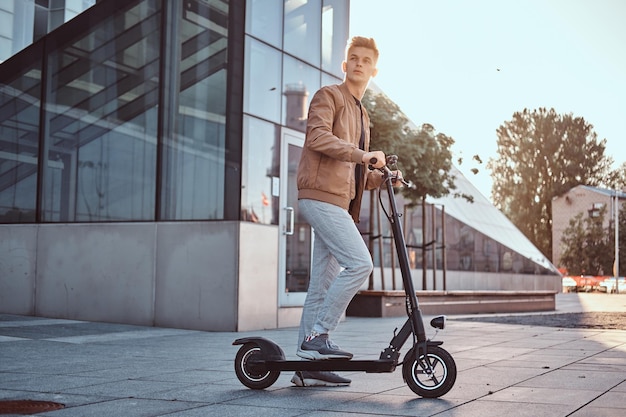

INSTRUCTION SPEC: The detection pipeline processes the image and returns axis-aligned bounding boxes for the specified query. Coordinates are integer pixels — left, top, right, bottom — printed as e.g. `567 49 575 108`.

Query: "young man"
291 36 402 387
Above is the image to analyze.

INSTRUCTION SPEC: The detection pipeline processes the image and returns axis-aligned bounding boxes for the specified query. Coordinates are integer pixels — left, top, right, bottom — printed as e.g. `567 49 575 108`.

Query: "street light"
615 188 620 294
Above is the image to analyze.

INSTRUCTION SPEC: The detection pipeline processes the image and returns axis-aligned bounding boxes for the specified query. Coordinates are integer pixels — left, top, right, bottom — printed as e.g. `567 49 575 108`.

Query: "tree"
363 90 458 204
363 90 459 289
559 208 613 276
603 162 626 191
487 108 612 259
363 90 411 155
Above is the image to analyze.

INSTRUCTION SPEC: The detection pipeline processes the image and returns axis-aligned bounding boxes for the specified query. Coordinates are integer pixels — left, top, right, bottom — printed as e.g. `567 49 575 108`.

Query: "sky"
350 0 626 201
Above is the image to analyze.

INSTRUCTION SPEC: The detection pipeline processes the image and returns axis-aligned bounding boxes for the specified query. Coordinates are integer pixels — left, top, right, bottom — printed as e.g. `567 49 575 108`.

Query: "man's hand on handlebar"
363 151 385 168
390 170 404 188
362 152 405 188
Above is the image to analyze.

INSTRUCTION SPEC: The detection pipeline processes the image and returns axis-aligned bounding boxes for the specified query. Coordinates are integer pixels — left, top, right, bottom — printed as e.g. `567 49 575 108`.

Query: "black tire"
402 345 456 398
234 343 280 389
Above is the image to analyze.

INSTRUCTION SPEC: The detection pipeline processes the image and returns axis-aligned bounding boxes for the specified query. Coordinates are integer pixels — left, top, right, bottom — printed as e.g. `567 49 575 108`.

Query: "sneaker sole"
290 375 350 387
296 349 353 360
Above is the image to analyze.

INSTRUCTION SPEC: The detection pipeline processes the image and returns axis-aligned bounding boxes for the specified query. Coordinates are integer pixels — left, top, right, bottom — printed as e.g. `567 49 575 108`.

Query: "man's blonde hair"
345 36 379 61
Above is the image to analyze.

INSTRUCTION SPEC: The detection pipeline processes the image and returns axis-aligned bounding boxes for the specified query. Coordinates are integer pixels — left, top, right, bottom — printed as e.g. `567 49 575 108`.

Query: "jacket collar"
338 82 360 105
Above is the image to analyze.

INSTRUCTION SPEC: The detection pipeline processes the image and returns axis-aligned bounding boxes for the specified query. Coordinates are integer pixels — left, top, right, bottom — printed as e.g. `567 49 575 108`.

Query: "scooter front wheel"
402 345 456 398
234 342 280 389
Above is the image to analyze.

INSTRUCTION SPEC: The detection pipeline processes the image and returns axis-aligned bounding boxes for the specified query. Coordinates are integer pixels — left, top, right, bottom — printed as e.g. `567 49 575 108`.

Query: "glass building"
0 0 559 332
0 0 97 63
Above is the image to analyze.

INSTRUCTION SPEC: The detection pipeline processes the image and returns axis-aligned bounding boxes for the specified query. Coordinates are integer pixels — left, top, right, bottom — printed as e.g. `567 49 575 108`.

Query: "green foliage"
362 90 411 153
603 162 626 191
363 90 459 204
487 107 612 259
559 208 614 275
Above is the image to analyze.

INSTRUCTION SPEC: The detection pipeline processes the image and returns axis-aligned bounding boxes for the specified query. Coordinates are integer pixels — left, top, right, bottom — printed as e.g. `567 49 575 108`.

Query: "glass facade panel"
241 115 278 225
243 36 282 123
245 0 282 48
160 0 228 220
0 0 237 223
284 140 310 292
0 54 42 223
0 10 12 38
242 0 347 225
321 0 347 77
379 203 556 276
42 0 160 221
321 71 342 87
283 0 321 67
282 55 320 132
6 0 35 61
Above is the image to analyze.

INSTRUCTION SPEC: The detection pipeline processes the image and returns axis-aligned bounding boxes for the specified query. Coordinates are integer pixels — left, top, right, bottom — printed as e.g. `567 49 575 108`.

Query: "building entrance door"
278 129 312 307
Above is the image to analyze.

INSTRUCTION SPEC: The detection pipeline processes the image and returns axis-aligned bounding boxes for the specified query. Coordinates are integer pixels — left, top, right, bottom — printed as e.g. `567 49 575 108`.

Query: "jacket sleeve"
305 87 366 164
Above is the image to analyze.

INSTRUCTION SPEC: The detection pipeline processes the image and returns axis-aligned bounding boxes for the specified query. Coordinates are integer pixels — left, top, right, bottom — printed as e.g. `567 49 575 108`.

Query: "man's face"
342 46 378 84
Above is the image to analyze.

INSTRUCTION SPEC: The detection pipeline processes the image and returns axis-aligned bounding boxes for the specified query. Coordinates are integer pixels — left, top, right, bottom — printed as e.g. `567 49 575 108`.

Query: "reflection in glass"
160 0 228 220
43 0 160 221
373 200 558 276
321 0 348 77
244 37 282 123
0 59 42 223
282 56 320 131
241 116 278 225
321 71 342 87
245 0 282 48
284 0 321 66
285 142 311 292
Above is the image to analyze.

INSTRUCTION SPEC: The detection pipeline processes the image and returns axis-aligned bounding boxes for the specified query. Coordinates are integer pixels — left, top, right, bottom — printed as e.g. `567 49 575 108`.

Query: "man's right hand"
363 151 385 168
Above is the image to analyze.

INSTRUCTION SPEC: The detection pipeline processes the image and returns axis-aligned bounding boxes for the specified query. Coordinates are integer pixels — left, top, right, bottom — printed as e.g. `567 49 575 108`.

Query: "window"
41 0 161 221
0 52 42 223
321 71 342 87
244 36 282 123
282 55 320 131
589 202 604 218
241 116 278 225
321 0 347 77
245 0 282 48
159 0 229 220
284 0 321 67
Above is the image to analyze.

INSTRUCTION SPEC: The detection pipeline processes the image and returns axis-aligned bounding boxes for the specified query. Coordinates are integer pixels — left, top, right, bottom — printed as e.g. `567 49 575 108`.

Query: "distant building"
552 185 626 271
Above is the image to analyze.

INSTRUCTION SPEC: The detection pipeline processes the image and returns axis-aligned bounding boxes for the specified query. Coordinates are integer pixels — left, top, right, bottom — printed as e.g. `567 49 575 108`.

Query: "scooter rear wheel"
402 345 456 398
234 342 280 389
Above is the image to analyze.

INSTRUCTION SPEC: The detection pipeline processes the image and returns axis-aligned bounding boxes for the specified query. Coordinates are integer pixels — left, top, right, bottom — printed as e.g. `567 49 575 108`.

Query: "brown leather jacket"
297 83 384 222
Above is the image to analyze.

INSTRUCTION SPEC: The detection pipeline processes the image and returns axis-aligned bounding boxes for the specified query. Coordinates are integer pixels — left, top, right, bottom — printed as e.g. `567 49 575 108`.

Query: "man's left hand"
391 170 404 187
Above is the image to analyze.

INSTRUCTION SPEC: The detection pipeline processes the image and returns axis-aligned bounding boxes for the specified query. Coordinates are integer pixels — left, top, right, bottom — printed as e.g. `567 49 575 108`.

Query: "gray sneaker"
297 333 353 360
291 371 351 387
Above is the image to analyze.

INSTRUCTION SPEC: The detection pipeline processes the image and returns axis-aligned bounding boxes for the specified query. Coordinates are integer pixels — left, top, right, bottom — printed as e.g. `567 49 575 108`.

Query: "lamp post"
615 189 620 294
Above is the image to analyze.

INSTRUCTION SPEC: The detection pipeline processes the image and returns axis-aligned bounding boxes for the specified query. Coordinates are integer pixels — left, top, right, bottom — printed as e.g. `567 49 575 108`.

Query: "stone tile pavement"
0 293 624 416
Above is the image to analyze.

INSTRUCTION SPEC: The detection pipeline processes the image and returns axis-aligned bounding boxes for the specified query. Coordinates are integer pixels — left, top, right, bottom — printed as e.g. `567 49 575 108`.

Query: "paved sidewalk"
1 293 625 416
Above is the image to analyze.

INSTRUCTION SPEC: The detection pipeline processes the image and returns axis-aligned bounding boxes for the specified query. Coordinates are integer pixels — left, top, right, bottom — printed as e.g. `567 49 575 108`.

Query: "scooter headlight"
430 315 446 330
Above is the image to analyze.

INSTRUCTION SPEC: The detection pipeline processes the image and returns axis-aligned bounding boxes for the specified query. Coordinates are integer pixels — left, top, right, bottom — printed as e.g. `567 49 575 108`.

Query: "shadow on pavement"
453 312 626 330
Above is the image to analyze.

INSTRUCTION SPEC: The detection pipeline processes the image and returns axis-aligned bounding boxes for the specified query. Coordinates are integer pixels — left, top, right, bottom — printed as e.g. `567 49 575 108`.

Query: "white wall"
0 222 242 331
237 222 279 331
0 225 38 314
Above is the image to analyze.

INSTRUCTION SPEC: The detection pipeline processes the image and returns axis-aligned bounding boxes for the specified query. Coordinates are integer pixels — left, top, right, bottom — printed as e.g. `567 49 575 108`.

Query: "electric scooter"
232 156 457 398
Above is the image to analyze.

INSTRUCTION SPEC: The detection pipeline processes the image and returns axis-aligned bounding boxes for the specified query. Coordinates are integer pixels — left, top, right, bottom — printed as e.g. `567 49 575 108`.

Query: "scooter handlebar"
370 155 398 167
370 155 412 188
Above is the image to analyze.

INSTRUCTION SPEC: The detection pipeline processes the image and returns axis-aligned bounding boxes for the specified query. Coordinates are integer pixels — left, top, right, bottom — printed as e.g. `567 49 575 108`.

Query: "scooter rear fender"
232 336 286 361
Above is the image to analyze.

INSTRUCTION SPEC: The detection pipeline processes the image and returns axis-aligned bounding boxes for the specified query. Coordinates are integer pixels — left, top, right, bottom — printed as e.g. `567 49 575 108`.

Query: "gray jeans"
297 199 373 348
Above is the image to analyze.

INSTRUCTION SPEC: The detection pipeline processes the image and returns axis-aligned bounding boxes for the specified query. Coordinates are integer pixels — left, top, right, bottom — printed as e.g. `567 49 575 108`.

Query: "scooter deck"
251 359 397 373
